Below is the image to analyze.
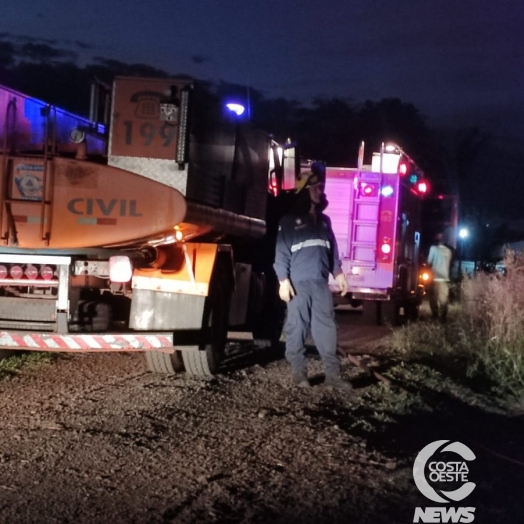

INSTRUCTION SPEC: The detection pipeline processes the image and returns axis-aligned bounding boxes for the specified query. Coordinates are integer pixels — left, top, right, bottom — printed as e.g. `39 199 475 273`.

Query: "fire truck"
0 76 296 375
322 143 429 324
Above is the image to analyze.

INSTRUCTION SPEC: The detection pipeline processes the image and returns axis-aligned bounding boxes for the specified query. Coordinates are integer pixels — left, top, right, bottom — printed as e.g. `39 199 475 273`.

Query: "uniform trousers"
284 279 340 376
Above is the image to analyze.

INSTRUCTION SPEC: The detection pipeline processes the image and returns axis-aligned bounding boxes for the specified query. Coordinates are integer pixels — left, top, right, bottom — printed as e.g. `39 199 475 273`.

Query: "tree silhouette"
1 36 521 261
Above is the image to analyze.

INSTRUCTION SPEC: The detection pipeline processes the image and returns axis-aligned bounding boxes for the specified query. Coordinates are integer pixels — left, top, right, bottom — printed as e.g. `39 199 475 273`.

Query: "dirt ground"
0 309 523 524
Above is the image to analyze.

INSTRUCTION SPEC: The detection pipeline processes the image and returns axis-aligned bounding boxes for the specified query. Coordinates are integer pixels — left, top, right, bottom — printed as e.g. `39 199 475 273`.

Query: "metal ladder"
0 96 54 246
346 170 382 268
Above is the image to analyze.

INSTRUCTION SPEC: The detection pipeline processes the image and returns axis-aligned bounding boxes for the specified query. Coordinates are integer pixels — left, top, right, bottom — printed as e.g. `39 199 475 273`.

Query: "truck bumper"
0 331 175 353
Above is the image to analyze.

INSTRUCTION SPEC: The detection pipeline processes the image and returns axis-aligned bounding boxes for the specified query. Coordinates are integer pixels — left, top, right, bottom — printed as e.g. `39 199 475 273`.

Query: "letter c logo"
413 440 476 503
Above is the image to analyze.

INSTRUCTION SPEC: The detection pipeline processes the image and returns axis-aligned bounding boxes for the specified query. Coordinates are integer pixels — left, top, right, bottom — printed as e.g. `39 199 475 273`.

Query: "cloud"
0 32 92 57
191 55 211 65
19 42 76 62
72 40 93 50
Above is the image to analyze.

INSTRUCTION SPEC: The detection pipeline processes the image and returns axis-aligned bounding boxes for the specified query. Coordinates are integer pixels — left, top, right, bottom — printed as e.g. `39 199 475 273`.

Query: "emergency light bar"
371 153 400 174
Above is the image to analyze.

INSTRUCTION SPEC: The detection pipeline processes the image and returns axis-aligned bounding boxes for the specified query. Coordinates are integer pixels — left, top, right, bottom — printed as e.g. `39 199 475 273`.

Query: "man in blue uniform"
273 170 352 390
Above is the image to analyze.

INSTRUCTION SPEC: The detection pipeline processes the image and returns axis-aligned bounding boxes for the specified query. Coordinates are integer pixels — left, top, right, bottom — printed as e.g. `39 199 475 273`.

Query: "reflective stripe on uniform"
290 239 331 253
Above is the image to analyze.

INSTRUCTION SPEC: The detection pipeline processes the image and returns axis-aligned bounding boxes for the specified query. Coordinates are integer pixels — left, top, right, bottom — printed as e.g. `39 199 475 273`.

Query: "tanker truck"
0 76 297 376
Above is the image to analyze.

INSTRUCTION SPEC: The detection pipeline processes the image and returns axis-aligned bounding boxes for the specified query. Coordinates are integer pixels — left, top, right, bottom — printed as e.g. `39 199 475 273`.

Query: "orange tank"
0 156 191 249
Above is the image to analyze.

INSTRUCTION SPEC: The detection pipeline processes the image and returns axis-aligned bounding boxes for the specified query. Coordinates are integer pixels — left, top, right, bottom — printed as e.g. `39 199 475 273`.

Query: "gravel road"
0 311 522 524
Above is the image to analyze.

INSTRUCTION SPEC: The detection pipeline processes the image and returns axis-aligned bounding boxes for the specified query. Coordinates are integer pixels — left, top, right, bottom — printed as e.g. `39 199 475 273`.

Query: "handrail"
1 97 18 244
40 104 56 244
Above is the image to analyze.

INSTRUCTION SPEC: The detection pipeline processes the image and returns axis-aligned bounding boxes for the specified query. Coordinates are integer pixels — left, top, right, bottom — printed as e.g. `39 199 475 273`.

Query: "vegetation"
0 351 55 379
392 251 524 406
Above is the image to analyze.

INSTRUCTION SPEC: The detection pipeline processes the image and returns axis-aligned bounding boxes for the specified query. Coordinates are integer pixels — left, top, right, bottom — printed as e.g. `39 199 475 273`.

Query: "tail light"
25 265 38 279
10 265 23 279
40 266 54 280
0 263 57 283
419 269 432 283
109 256 133 283
379 237 392 262
417 181 428 194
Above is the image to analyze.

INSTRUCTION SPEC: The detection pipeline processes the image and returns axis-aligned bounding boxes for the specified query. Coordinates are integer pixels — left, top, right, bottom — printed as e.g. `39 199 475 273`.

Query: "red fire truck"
323 143 429 324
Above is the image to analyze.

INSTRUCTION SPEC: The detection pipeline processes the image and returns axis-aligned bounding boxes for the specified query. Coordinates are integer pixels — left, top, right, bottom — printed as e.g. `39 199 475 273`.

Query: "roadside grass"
391 251 524 408
0 351 55 379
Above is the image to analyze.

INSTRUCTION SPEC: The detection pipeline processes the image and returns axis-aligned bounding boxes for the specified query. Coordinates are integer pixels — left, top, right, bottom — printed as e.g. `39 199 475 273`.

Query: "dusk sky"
1 0 523 137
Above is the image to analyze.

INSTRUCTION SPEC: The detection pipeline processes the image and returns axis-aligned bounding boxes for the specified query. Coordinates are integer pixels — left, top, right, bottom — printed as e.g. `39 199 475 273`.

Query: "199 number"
123 121 176 147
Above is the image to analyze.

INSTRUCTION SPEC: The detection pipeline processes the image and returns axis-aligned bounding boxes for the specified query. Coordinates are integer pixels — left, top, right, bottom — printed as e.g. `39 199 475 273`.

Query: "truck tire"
406 301 420 321
362 300 400 326
362 300 379 325
183 279 231 377
378 301 400 326
145 350 185 374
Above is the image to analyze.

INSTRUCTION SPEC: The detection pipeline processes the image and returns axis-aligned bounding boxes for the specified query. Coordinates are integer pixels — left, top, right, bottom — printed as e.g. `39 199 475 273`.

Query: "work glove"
279 279 295 303
335 272 348 297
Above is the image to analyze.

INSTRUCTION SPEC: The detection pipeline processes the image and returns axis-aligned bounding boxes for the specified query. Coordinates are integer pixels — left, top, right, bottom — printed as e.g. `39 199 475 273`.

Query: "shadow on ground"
298 357 524 524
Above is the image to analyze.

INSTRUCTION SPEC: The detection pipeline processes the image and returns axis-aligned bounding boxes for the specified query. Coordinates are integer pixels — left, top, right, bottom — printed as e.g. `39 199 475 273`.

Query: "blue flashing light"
381 185 394 197
226 102 245 116
409 174 418 184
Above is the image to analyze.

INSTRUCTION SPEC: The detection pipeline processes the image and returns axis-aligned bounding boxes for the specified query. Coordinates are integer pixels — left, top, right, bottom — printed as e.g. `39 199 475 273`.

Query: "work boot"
324 375 353 391
291 372 310 388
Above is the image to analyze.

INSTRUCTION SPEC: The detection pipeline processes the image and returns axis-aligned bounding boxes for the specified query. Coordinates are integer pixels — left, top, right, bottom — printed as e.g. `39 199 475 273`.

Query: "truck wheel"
183 281 230 376
145 350 185 374
362 301 379 325
378 301 400 326
407 302 420 321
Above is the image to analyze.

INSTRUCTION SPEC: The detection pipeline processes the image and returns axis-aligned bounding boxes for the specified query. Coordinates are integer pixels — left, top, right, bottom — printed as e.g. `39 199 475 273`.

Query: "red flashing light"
0 265 6 279
417 181 428 194
360 182 378 197
399 163 407 176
